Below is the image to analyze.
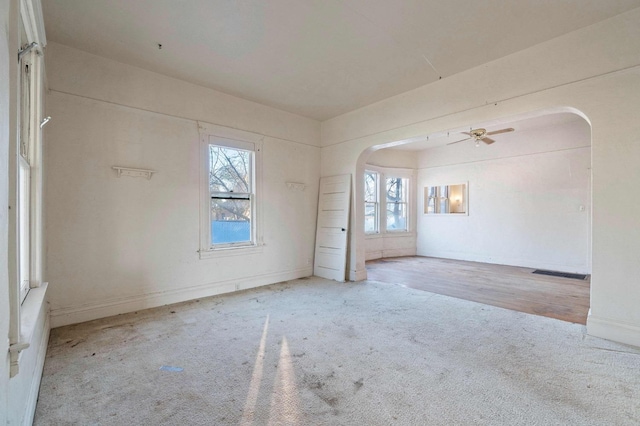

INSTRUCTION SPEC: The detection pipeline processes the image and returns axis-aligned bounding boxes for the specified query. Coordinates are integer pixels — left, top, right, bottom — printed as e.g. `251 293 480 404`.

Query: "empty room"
2 1 640 425
364 113 592 324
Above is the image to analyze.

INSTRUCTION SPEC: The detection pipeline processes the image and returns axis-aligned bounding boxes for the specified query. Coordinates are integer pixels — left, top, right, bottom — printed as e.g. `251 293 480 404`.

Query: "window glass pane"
209 145 251 193
209 143 255 246
364 171 377 202
364 202 377 233
211 198 251 244
438 185 449 213
427 197 436 214
386 202 407 231
386 177 408 231
18 159 30 302
19 20 31 161
426 186 437 214
20 59 31 160
386 177 406 203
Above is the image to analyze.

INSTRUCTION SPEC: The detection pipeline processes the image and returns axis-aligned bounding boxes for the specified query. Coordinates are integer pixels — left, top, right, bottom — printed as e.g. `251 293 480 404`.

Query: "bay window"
363 168 412 235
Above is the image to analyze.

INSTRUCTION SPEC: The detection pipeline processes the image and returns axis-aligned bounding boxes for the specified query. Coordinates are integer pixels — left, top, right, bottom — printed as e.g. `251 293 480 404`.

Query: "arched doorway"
357 111 592 323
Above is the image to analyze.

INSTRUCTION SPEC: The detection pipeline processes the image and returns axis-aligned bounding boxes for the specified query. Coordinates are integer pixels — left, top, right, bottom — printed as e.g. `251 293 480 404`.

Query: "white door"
314 174 351 282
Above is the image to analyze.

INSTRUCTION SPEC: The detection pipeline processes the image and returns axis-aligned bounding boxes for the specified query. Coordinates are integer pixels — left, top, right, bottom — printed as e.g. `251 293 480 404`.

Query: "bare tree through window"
386 177 408 231
209 145 253 244
364 171 379 233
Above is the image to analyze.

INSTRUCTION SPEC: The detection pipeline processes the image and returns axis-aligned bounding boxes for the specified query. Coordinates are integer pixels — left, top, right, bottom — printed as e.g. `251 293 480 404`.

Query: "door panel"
314 174 351 282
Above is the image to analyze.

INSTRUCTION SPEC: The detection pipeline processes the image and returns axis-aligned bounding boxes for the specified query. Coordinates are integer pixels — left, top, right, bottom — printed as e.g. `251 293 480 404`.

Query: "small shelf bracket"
112 166 156 180
286 182 306 191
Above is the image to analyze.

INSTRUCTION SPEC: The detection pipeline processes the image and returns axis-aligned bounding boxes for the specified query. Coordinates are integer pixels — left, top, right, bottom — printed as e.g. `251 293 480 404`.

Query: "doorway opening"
360 112 592 323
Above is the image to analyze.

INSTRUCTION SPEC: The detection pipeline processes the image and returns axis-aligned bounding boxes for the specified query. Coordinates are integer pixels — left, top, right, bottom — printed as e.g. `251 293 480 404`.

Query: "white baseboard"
51 267 313 328
349 268 368 282
416 250 589 274
365 248 416 261
382 248 416 258
587 313 640 348
365 250 383 261
23 309 50 426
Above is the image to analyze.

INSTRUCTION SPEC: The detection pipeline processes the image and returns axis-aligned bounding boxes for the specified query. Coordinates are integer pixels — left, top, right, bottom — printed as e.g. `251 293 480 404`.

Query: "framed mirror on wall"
424 183 468 215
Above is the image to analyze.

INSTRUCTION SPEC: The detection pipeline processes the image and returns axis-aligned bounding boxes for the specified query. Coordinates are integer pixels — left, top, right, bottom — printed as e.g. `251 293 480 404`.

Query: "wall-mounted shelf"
112 166 156 180
286 182 306 191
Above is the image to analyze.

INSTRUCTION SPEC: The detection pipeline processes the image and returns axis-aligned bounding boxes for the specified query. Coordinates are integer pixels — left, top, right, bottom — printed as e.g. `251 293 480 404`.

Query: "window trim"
9 0 48 378
363 165 414 237
208 141 255 248
364 169 380 235
198 123 264 259
385 176 410 233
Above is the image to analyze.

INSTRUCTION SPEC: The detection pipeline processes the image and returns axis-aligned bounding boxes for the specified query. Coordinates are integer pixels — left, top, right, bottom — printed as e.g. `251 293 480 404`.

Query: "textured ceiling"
42 0 640 121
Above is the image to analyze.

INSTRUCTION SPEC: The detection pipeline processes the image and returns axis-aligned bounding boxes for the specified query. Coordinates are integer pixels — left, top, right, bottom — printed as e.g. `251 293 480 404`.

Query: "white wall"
320 8 640 347
45 43 321 327
364 149 417 261
416 118 591 273
365 148 417 169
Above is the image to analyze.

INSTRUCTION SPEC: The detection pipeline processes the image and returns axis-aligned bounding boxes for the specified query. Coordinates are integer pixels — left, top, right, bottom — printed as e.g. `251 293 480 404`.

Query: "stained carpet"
35 277 640 425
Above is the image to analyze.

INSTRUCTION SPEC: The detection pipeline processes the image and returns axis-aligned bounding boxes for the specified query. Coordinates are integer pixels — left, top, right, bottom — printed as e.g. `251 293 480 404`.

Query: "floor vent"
532 270 587 280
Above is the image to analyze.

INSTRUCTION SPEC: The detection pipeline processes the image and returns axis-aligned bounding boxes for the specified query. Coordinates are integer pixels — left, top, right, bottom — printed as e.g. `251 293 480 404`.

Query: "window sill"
10 282 48 377
199 243 264 259
20 282 48 342
365 231 415 240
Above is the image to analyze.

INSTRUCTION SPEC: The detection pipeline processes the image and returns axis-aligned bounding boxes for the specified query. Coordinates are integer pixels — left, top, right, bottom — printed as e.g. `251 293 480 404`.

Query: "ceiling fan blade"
447 137 471 145
482 137 496 145
486 127 514 136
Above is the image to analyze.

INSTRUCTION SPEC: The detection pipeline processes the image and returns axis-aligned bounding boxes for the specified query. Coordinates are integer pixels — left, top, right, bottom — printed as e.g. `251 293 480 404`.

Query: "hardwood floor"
366 256 590 324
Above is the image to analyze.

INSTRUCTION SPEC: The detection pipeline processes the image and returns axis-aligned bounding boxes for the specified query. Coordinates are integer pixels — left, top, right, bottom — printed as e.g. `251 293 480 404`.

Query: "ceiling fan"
447 127 515 146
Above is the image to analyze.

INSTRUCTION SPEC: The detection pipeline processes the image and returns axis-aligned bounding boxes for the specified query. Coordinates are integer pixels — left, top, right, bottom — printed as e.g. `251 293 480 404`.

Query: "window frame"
385 176 410 233
363 166 414 238
208 141 255 248
9 0 48 377
199 123 264 259
364 170 380 234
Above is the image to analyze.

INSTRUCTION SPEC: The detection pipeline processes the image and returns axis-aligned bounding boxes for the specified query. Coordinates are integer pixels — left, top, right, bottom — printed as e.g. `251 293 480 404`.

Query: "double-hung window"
364 169 412 235
386 177 409 232
200 124 263 258
10 0 47 377
17 38 36 303
364 170 379 234
208 140 255 247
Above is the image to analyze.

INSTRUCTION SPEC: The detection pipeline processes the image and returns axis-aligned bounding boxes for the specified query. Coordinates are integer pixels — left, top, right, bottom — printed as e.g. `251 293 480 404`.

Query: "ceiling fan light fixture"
446 127 514 147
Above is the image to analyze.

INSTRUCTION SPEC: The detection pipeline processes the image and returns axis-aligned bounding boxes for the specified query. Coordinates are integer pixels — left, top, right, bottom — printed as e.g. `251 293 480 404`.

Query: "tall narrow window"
364 170 379 233
17 30 33 303
209 142 255 247
386 177 408 232
18 158 30 302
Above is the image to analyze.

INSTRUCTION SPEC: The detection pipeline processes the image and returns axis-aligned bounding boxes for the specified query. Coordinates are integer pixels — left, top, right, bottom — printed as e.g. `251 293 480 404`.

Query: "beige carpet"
35 277 640 425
